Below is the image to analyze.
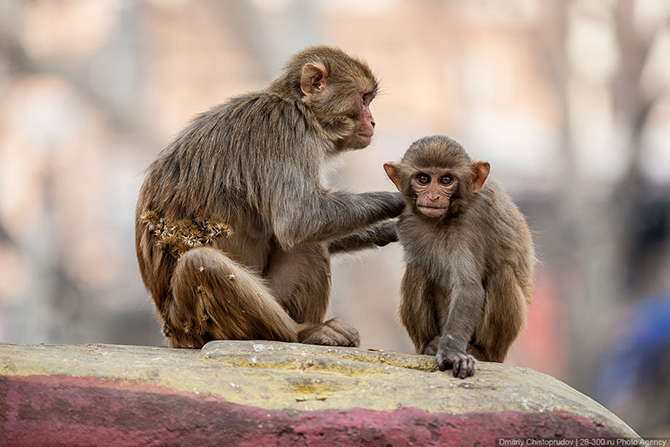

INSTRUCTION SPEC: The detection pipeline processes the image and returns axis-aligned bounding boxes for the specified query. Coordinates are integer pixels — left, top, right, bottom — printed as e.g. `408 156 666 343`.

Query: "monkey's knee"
171 247 239 305
187 247 250 283
168 247 298 347
165 248 233 346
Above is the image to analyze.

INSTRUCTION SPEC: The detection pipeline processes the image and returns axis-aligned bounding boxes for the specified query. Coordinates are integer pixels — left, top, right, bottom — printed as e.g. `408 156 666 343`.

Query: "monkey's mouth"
417 205 448 217
418 205 448 210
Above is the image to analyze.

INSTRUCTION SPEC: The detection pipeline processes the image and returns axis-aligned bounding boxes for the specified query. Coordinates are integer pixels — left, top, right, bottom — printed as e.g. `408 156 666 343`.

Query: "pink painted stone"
1 375 620 447
0 341 638 446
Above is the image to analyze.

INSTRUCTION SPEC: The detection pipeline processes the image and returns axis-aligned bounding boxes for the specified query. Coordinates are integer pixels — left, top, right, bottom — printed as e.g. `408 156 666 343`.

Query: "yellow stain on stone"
0 340 637 437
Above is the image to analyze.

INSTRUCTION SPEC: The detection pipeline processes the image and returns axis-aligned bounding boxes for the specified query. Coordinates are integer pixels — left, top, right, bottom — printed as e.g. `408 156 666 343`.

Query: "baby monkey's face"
384 141 490 223
410 168 458 218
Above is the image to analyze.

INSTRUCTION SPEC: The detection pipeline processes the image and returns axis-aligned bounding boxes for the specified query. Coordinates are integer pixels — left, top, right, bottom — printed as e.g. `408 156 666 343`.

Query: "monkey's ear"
383 163 403 192
472 161 490 194
300 63 328 96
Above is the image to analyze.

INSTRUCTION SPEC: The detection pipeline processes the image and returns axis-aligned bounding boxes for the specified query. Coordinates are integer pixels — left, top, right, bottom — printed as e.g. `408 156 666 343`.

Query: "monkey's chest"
398 223 454 279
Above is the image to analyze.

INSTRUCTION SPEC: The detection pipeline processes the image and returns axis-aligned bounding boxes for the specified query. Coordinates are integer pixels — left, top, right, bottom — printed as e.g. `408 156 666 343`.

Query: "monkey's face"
297 58 378 152
409 168 458 218
385 137 492 222
340 91 376 149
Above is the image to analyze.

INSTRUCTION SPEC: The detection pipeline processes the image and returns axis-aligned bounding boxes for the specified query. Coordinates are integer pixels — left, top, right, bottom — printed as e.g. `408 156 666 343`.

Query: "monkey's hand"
372 220 398 247
388 191 406 217
328 220 398 254
436 338 476 379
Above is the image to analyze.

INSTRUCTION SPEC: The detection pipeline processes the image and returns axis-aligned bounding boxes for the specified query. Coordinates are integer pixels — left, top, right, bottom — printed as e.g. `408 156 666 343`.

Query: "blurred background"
0 0 668 436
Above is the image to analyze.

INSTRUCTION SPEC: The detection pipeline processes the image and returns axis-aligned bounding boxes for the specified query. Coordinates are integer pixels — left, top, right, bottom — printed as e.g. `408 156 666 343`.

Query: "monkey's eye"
439 175 454 185
416 173 431 185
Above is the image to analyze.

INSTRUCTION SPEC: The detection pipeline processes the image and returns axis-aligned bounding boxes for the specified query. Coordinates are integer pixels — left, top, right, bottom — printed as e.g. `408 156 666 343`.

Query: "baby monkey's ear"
472 161 490 194
384 162 402 192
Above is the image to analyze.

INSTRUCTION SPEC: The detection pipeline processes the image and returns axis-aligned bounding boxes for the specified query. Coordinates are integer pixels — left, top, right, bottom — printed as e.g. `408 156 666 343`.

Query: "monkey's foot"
422 336 441 356
297 318 360 347
436 348 476 379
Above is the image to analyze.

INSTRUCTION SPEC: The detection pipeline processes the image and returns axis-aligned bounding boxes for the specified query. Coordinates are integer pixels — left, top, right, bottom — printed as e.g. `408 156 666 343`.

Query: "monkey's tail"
166 247 299 348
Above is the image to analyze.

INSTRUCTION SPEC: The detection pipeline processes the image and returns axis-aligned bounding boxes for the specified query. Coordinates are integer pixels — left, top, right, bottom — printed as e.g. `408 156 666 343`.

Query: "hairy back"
139 92 322 223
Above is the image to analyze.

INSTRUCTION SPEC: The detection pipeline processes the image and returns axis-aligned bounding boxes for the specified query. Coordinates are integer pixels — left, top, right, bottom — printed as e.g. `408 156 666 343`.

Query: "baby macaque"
384 136 535 378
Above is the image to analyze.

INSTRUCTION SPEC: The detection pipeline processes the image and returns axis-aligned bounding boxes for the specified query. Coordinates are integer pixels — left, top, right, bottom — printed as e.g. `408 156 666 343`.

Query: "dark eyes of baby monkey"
384 135 535 378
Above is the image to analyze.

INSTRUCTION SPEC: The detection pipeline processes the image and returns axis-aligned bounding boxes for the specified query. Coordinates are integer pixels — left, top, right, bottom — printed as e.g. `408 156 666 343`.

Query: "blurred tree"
533 0 670 394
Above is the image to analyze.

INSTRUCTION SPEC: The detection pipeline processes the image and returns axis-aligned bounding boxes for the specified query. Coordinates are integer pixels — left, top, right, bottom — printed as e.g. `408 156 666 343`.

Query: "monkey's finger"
452 358 463 378
465 357 476 377
458 362 469 379
436 353 449 372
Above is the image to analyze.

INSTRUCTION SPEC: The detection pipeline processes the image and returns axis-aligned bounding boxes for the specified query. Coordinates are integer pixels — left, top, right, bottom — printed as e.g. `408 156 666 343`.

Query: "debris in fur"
141 211 233 257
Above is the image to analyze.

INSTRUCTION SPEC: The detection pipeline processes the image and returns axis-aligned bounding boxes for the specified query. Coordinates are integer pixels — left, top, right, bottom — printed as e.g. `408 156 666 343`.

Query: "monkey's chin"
337 135 372 151
418 206 448 219
350 134 373 149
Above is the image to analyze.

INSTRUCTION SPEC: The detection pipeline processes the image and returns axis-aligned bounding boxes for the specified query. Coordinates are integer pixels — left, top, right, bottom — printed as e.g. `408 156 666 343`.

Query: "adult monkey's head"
269 46 379 152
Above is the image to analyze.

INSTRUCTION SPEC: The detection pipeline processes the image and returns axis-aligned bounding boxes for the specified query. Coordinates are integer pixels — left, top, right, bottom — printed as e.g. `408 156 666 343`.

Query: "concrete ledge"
0 340 638 446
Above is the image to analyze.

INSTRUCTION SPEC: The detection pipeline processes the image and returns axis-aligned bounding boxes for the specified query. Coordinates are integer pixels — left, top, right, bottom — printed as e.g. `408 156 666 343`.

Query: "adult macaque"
384 136 534 378
136 46 404 348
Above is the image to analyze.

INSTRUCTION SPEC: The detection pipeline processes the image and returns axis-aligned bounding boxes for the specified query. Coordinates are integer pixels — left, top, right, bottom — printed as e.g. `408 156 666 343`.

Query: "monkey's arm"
270 162 405 249
328 220 398 254
436 253 484 378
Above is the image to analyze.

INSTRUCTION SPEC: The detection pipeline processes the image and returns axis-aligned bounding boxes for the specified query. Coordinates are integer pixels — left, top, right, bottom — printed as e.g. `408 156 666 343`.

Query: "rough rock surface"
0 340 638 446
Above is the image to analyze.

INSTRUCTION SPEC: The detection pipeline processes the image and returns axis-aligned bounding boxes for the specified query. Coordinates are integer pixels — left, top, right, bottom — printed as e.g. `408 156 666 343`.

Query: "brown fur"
385 135 534 377
136 46 405 348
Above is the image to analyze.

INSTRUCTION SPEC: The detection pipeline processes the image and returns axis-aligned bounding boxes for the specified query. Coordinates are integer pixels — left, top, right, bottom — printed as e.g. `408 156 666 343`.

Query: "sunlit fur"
136 46 403 348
